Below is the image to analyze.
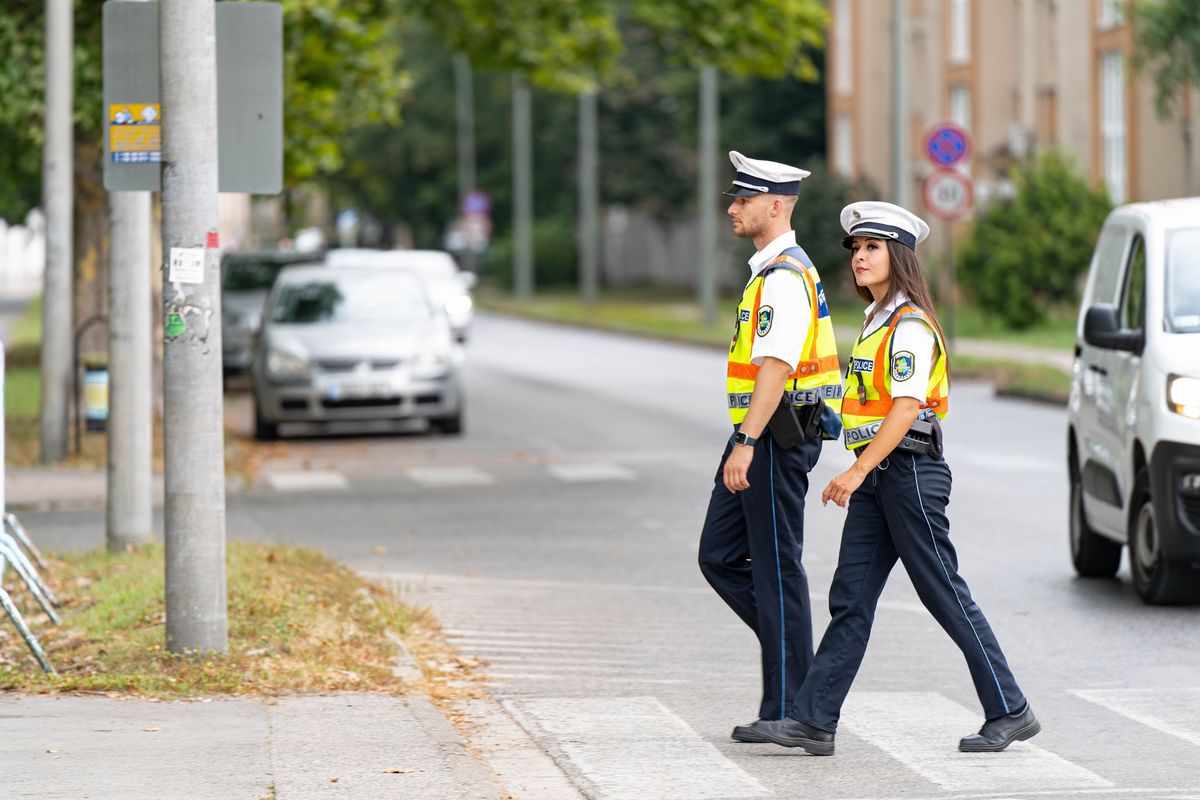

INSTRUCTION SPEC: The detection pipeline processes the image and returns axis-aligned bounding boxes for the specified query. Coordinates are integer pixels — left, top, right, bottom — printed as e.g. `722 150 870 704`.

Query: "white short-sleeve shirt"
747 230 811 368
861 292 936 401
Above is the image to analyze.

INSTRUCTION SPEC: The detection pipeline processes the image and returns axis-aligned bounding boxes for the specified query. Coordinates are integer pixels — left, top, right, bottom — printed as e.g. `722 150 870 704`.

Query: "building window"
1098 0 1122 30
835 114 854 177
834 0 852 95
950 0 970 64
950 84 971 131
1100 51 1126 204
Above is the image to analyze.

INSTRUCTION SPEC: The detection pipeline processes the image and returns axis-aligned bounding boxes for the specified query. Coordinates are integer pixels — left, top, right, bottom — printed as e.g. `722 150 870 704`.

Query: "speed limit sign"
922 169 973 220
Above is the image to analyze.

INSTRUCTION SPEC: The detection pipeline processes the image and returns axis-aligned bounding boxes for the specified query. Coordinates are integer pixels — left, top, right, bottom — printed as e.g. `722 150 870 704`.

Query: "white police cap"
840 201 930 251
723 151 811 197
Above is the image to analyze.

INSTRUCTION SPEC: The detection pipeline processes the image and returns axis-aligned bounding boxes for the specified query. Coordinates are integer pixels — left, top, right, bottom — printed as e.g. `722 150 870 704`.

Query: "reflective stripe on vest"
839 304 949 449
726 247 842 424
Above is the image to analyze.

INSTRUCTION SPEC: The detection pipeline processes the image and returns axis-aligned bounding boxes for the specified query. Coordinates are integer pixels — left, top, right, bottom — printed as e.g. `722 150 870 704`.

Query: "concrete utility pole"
106 191 153 552
512 73 534 300
40 0 74 464
891 0 910 208
106 0 154 554
578 89 599 306
159 0 227 654
697 65 719 326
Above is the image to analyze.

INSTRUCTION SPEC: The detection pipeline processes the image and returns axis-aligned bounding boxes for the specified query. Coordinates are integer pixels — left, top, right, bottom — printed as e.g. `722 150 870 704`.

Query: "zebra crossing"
389 571 1200 800
263 455 701 492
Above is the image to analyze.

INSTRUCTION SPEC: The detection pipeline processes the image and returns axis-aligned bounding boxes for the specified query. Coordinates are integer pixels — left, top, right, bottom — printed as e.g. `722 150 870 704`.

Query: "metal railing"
1 346 58 674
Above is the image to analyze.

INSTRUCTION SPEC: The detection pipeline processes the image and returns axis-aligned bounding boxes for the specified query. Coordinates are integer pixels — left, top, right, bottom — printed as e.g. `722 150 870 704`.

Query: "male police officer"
698 151 842 741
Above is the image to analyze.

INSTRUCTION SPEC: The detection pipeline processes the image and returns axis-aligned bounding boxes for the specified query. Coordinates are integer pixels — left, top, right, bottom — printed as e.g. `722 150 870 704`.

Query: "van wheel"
1129 468 1200 605
1070 468 1121 576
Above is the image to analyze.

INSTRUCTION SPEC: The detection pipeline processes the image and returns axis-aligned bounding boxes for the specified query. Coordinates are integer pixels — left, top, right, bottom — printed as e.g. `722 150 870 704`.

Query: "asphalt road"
20 312 1200 800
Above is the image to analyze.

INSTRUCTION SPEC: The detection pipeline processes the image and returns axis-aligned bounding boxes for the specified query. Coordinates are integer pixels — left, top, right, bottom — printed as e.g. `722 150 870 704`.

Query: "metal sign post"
922 122 973 346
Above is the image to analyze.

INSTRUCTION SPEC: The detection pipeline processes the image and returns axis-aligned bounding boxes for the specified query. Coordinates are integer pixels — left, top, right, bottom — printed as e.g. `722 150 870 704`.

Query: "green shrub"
485 216 579 289
958 150 1111 329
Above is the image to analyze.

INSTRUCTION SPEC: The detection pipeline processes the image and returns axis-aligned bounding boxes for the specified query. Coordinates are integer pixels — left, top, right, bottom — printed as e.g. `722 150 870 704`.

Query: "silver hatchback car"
249 265 463 440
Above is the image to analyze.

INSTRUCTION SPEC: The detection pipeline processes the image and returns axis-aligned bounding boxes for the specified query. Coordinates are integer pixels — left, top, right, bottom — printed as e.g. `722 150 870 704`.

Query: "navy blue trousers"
698 430 822 721
789 451 1026 731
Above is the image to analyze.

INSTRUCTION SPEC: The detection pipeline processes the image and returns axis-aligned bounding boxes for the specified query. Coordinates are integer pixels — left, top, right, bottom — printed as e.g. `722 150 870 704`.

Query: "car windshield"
223 258 286 291
271 272 432 324
1166 228 1200 333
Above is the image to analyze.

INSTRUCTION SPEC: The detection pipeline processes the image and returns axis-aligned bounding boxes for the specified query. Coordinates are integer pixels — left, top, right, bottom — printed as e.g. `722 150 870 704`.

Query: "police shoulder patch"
756 305 774 336
891 350 915 381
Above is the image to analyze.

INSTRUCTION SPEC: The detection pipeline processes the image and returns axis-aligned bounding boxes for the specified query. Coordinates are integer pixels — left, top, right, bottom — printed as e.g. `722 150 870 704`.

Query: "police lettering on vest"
726 247 842 424
840 304 949 449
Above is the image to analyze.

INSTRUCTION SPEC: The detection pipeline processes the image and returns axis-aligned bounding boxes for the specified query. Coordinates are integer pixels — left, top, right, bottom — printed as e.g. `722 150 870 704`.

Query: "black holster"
767 398 824 449
894 417 944 457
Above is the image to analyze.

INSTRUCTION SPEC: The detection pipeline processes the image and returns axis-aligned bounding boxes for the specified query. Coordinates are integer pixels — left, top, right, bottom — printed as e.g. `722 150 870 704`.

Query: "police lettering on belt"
697 151 842 743
751 201 1041 756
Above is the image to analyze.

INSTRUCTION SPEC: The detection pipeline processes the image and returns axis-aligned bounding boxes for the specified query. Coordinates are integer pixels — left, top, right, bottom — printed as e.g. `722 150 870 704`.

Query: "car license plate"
326 380 394 401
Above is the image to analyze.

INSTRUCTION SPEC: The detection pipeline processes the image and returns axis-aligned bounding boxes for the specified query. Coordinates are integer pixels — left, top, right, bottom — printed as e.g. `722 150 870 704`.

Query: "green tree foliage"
0 0 407 223
1128 0 1200 117
958 151 1112 329
631 0 827 80
403 0 623 91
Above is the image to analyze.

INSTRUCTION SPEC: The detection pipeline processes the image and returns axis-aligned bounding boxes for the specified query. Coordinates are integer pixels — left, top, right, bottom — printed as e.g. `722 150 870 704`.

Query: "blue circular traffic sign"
925 124 970 168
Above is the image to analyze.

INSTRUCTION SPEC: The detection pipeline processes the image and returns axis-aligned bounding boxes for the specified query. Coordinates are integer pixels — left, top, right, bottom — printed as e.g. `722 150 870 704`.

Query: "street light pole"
578 88 599 306
40 0 74 464
698 65 719 326
159 0 228 654
512 73 534 300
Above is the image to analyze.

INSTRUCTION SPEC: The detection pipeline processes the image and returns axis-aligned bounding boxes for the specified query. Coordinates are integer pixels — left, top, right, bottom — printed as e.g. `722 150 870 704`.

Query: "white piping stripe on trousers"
768 438 787 719
910 454 1010 714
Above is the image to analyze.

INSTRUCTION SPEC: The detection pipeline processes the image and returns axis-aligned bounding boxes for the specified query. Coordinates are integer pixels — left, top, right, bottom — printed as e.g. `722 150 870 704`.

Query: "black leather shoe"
749 717 835 755
731 721 768 743
959 703 1041 752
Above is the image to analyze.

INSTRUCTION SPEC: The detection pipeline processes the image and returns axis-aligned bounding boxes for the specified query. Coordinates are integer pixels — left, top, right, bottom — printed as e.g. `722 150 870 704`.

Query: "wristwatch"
733 431 758 447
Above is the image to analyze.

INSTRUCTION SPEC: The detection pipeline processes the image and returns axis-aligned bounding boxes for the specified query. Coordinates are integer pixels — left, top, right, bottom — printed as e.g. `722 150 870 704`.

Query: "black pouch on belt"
894 418 943 456
767 397 824 449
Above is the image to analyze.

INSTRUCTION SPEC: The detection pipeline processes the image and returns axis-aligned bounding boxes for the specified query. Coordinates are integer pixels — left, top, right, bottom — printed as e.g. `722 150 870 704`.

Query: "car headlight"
1167 375 1200 419
266 349 309 379
412 351 449 376
444 295 473 317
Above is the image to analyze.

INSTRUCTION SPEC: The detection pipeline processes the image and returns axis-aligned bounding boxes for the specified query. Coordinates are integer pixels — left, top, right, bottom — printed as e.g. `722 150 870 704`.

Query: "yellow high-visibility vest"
840 303 949 450
726 248 842 425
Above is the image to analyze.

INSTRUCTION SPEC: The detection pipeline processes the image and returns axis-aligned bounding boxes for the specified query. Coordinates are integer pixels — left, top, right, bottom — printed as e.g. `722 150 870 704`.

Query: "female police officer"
751 201 1039 755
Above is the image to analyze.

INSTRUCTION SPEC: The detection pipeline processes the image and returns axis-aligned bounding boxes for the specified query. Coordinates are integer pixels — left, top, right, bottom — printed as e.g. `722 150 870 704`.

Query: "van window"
1120 235 1146 331
1166 228 1200 333
1087 225 1129 307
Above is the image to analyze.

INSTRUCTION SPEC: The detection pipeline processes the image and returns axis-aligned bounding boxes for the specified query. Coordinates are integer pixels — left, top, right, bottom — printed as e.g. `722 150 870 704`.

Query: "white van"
1068 197 1200 605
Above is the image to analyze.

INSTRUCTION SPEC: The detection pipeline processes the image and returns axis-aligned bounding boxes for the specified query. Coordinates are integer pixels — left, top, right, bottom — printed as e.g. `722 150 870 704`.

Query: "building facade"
828 0 1200 239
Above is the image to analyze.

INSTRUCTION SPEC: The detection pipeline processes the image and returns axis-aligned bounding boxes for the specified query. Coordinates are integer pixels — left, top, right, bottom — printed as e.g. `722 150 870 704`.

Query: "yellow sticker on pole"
109 103 161 163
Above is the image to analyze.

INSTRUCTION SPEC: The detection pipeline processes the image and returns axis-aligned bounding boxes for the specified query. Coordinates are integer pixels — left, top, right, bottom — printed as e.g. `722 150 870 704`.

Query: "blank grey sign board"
102 1 283 193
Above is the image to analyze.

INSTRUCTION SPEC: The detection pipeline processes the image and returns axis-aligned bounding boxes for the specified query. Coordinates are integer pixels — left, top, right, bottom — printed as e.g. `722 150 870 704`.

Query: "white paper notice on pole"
168 247 205 284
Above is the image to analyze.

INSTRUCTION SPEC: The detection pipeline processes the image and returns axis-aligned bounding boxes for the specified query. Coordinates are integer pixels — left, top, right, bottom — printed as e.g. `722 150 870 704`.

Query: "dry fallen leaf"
372 545 388 555
143 727 160 732
329 777 339 784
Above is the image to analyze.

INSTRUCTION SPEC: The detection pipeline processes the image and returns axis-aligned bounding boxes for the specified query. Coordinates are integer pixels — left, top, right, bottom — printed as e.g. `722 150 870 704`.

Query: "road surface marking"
265 470 347 491
506 697 768 800
406 466 495 487
841 692 1110 793
547 461 636 482
1072 688 1200 747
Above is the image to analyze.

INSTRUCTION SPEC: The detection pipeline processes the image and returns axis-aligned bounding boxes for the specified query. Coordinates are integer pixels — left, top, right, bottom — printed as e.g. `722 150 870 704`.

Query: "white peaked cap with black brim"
840 201 931 251
723 151 811 197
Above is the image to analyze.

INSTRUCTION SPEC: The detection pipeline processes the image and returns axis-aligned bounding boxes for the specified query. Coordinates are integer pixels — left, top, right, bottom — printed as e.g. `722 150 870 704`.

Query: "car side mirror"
1083 303 1144 354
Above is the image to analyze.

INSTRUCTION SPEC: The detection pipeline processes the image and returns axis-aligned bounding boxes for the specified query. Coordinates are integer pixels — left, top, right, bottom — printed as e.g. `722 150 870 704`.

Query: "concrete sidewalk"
0 693 497 800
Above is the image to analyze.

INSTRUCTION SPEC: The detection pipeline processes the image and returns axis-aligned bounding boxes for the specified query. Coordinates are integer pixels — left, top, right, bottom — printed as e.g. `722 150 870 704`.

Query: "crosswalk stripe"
506 697 768 800
547 462 636 482
265 470 347 491
841 692 1111 793
1071 688 1200 747
405 465 495 486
